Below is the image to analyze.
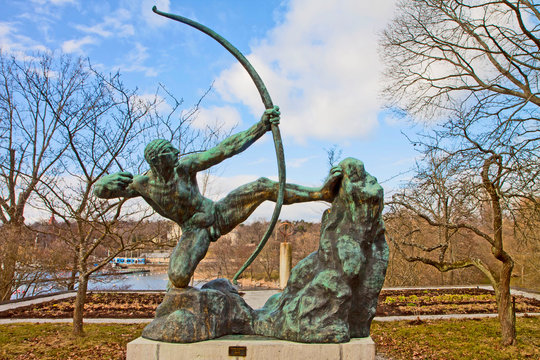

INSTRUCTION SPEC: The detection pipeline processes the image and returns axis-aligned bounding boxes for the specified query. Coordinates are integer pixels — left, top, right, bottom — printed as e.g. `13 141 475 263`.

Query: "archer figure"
95 106 342 288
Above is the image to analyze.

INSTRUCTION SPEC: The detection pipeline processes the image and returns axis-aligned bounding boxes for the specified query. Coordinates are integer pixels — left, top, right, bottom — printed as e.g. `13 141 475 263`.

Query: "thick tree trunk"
0 225 23 301
497 261 516 346
67 252 78 291
0 256 16 301
72 274 88 336
482 156 516 346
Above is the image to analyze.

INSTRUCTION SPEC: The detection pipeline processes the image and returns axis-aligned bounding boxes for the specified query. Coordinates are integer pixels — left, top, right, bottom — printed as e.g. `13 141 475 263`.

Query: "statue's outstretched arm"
181 106 280 172
94 171 141 199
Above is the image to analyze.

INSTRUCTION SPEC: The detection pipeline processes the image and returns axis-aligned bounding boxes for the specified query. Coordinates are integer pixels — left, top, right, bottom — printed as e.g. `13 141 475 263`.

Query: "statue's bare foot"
322 166 343 200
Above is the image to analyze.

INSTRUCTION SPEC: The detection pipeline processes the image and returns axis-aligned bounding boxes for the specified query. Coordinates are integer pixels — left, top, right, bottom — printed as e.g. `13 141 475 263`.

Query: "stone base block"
127 335 375 360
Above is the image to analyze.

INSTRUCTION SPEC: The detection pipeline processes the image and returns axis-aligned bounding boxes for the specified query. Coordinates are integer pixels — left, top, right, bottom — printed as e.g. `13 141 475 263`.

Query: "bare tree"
290 221 320 266
0 49 230 335
383 156 485 287
0 52 109 301
21 56 158 335
381 0 539 345
325 144 343 169
34 74 228 336
381 0 539 120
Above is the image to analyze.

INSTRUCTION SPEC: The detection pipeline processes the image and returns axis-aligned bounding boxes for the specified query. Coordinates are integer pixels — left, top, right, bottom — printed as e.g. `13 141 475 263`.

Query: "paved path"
242 289 280 308
0 292 76 312
384 285 540 301
0 318 152 324
1 312 538 325
374 312 540 322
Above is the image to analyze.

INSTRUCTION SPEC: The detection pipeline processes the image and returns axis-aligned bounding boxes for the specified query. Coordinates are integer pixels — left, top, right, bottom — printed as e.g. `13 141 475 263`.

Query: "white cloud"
214 0 396 141
251 201 329 223
75 9 134 38
30 0 77 6
61 35 96 54
287 156 315 168
117 43 158 77
51 0 77 4
0 23 11 38
129 93 172 116
0 22 49 58
26 0 78 20
248 157 271 166
141 0 170 27
193 106 241 132
199 174 257 201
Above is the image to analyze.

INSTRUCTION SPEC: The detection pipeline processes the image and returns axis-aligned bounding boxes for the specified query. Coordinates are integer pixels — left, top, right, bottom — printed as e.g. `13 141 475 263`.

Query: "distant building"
224 228 240 245
167 223 182 243
141 251 171 264
112 257 146 266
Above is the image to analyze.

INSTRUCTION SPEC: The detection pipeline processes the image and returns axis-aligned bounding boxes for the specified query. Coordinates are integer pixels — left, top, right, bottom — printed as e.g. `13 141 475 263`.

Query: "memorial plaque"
228 346 247 357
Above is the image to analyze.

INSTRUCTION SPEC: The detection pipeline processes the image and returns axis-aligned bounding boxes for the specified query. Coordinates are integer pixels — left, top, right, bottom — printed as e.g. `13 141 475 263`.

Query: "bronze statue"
119 7 388 346
94 107 342 288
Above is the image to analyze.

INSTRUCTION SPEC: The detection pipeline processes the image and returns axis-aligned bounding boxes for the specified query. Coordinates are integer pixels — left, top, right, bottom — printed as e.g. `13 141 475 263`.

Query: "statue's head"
144 139 180 170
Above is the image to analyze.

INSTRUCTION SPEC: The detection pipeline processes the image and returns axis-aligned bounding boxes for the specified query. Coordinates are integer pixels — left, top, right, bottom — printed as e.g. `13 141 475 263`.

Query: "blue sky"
1 0 419 222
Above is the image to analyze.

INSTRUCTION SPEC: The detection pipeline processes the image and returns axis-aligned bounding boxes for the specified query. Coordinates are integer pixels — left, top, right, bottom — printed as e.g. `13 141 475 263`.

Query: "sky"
1 0 420 222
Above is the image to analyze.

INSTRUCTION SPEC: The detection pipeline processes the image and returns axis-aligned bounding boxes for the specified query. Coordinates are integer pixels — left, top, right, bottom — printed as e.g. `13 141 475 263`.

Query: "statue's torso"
132 167 215 228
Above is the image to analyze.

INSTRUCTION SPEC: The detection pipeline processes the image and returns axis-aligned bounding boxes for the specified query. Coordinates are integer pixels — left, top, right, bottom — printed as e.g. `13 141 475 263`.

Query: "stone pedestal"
127 335 376 360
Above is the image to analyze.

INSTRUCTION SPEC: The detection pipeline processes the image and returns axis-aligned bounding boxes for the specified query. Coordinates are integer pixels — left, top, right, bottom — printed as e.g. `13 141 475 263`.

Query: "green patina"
253 158 388 343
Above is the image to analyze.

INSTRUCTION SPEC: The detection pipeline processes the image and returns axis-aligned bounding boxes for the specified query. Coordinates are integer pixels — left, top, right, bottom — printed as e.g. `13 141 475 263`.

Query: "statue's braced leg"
168 228 211 288
215 177 332 235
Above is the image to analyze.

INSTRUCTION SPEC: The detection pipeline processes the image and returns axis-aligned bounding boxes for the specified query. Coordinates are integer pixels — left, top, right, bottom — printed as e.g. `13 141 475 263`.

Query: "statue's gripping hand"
94 171 135 199
321 166 343 201
261 105 280 129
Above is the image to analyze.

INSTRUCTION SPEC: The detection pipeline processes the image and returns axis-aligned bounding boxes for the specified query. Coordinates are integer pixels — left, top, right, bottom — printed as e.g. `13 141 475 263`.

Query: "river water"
11 271 203 300
87 271 205 291
87 271 171 291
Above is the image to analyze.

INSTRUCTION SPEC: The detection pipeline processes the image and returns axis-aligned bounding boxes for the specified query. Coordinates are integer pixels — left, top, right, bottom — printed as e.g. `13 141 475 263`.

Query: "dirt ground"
1 287 539 319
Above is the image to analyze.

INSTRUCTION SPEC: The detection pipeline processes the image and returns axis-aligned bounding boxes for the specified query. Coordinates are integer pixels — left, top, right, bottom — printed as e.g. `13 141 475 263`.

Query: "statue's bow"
153 6 286 283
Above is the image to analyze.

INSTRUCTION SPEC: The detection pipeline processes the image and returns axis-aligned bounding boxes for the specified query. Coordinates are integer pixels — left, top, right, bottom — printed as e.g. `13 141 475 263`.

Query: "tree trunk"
0 226 23 301
482 156 516 345
72 274 88 336
67 252 78 291
497 261 516 346
0 261 16 301
0 244 17 301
